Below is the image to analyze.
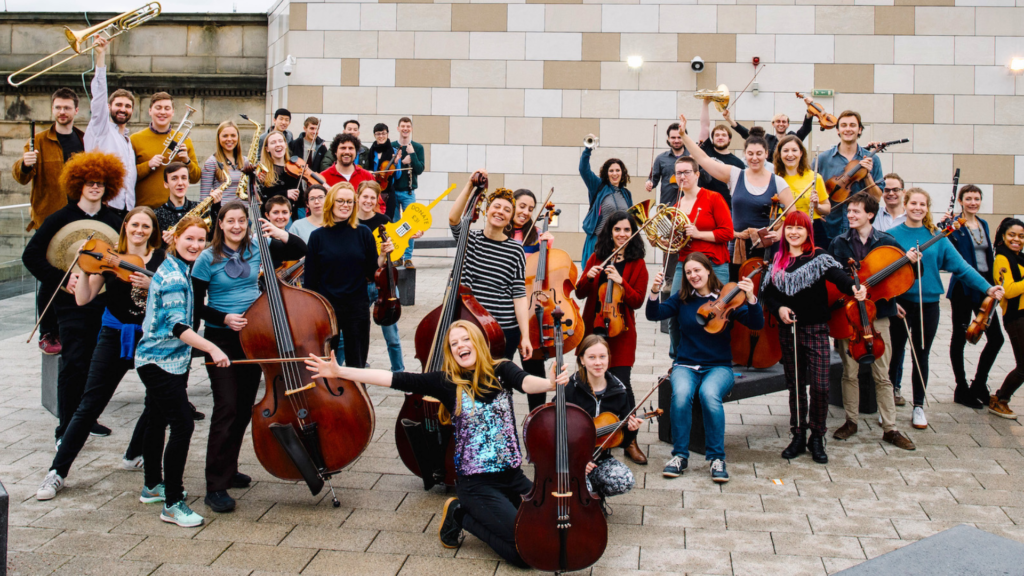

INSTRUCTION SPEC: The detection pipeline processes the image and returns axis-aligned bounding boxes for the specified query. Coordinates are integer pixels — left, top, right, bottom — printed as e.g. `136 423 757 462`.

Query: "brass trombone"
8 2 162 87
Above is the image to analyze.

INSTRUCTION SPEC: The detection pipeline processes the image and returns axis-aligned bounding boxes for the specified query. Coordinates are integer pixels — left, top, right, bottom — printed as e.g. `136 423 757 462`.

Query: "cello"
400 172 506 490
373 225 401 326
730 257 782 369
844 259 884 364
525 203 583 358
241 185 375 505
515 305 607 572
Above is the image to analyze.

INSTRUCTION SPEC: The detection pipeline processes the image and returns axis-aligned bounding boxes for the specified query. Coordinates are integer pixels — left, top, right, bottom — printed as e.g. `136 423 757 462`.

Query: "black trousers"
949 282 1004 390
36 280 59 339
997 316 1024 402
203 327 263 493
888 299 940 407
50 327 148 478
332 297 371 368
55 306 102 441
456 468 533 568
139 364 195 505
608 366 635 407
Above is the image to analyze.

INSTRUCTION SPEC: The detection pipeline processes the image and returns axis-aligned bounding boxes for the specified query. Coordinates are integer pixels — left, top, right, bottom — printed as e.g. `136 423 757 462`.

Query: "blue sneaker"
140 484 187 504
662 455 687 478
160 499 204 528
710 459 729 483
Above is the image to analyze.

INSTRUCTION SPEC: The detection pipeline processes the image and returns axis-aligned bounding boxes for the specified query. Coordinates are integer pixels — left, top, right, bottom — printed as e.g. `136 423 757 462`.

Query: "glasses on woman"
335 199 354 206
308 196 326 204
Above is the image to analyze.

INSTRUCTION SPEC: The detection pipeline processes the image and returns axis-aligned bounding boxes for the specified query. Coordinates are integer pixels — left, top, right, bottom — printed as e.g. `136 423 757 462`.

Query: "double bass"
730 257 782 369
515 306 607 572
241 186 375 505
401 173 506 490
525 203 583 358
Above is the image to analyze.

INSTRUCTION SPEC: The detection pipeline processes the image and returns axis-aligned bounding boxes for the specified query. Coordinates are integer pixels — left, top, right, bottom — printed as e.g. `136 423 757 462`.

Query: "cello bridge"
551 491 573 497
285 382 316 396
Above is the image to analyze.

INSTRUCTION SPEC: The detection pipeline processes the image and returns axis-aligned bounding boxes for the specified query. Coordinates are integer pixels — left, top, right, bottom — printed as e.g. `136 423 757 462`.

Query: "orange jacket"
11 125 83 231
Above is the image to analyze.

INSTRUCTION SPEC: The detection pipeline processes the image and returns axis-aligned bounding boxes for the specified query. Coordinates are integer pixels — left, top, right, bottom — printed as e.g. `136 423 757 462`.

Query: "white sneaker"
122 455 144 471
912 406 928 430
36 470 64 501
878 414 883 426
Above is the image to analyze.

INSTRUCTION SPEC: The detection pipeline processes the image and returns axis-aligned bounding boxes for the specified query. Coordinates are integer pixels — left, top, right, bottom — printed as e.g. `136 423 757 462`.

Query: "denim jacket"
135 255 194 375
815 145 884 239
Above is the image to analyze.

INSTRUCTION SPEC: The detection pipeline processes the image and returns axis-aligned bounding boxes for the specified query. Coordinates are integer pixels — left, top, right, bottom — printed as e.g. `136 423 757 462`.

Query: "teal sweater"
887 224 990 304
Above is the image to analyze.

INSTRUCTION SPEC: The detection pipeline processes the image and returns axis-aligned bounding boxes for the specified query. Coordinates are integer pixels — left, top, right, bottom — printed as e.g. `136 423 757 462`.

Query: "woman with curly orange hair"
22 150 127 449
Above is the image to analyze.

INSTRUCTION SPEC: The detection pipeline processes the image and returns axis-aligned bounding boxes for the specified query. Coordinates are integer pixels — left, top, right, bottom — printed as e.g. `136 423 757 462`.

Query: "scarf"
223 246 251 279
763 252 842 297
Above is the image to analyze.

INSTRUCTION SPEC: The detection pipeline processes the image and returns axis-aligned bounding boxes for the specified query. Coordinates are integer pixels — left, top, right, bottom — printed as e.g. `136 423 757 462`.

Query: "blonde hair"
438 321 503 425
259 130 288 188
904 187 937 233
214 121 243 169
323 182 358 229
357 180 381 201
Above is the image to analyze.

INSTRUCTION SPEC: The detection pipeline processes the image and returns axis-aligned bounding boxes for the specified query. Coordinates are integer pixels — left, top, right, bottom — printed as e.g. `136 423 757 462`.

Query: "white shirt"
85 67 136 210
875 204 907 232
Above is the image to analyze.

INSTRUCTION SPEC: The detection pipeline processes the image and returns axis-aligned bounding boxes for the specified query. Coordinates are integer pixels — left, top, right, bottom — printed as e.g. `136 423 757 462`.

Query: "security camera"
690 56 705 73
283 55 296 77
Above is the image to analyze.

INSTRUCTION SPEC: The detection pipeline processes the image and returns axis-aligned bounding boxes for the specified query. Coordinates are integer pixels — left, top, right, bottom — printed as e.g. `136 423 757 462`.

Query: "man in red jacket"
320 133 374 204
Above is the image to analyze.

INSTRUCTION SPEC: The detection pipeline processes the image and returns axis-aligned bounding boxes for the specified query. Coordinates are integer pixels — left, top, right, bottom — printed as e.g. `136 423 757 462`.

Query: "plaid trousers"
779 322 832 436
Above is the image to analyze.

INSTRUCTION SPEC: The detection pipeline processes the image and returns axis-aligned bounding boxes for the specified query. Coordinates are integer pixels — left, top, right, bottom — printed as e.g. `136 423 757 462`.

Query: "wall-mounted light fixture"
627 55 644 69
1011 58 1024 73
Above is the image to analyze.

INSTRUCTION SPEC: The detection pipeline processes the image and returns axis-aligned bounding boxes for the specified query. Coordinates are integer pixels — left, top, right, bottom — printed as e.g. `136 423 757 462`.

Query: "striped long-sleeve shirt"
200 155 244 203
450 222 526 330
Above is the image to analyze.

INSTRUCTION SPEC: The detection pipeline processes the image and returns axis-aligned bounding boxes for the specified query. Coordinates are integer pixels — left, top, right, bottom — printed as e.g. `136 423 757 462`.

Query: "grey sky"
5 0 271 12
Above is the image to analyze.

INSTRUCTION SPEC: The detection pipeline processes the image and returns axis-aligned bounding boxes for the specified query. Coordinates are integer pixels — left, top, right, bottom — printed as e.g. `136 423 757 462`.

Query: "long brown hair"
117 206 161 254
575 334 610 394
259 130 288 188
904 187 937 233
772 134 811 176
214 121 243 168
678 252 724 303
438 321 504 425
210 200 253 263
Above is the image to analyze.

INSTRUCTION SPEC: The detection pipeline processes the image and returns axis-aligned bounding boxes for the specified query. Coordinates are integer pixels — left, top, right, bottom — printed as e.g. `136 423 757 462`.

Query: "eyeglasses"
84 181 104 188
883 187 903 194
335 199 354 206
675 170 696 177
308 196 326 203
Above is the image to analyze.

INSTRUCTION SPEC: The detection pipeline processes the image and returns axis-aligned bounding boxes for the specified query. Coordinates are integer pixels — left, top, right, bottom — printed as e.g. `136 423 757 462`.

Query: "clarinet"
939 168 960 228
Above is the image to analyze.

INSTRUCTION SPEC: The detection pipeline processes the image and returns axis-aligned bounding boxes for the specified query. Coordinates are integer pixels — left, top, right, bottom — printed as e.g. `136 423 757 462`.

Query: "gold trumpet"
693 84 731 114
628 199 691 253
8 2 162 87
159 105 197 165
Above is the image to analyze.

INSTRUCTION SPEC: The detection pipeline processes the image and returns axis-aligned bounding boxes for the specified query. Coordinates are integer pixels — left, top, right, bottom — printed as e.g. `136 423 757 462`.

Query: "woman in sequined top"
307 320 567 567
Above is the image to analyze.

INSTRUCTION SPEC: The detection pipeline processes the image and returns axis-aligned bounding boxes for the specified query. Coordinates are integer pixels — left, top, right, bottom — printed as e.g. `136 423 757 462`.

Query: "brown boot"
882 430 916 451
625 440 647 465
893 391 906 406
833 420 858 440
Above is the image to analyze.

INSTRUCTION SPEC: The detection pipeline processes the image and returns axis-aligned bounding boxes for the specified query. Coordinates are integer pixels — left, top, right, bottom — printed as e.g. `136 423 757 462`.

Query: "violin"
967 267 1005 345
276 258 304 287
515 305 607 573
373 225 401 327
730 258 782 368
595 270 626 338
404 171 505 490
285 156 326 188
825 139 908 203
843 259 884 364
525 203 584 358
593 408 662 451
826 217 964 339
78 238 153 283
796 93 837 131
374 152 400 192
697 262 765 334
241 182 374 504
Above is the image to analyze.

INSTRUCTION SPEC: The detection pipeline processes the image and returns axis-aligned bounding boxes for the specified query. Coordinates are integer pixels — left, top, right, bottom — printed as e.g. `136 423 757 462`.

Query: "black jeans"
608 366 635 407
997 316 1024 401
55 306 103 441
50 327 148 478
888 299 940 407
456 468 533 568
139 363 195 505
332 296 371 368
36 279 59 339
950 282 1004 390
203 327 263 493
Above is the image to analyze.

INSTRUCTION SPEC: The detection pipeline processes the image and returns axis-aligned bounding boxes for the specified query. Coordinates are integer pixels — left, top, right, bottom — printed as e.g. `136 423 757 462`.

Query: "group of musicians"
13 33 1023 569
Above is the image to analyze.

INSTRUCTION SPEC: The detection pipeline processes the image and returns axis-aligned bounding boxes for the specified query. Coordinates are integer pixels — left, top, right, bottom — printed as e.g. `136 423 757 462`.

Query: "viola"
967 267 1005 345
593 408 662 451
843 258 884 364
276 258 304 287
595 274 625 338
285 156 326 188
241 183 374 504
404 172 505 490
525 203 583 358
730 258 782 369
826 217 964 339
515 305 607 573
796 92 837 131
373 225 401 327
78 238 153 283
697 262 765 334
824 139 908 203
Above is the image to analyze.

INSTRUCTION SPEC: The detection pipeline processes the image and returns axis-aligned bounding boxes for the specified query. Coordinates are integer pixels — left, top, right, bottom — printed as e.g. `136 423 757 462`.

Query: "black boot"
969 379 991 406
808 435 828 464
781 429 807 460
954 381 985 409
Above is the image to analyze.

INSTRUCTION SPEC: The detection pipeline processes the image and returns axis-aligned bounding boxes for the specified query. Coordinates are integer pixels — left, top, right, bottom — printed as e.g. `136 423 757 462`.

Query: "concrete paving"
3 259 1024 575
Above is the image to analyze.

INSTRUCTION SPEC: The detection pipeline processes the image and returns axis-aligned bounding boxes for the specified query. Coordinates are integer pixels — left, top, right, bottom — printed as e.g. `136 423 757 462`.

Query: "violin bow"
593 377 665 457
726 63 765 112
26 232 95 343
646 122 658 183
206 356 330 366
658 180 688 301
522 187 555 242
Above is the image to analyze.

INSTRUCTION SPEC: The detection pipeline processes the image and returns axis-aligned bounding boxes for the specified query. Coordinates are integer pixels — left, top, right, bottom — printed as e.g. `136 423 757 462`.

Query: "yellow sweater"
995 252 1024 321
131 127 201 208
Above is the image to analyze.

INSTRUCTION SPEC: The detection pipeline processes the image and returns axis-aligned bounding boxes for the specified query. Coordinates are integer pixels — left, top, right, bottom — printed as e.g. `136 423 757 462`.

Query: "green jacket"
390 140 425 192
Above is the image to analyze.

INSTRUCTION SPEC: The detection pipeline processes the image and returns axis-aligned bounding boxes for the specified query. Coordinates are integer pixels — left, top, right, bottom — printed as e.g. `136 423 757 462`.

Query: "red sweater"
575 256 648 368
676 188 734 265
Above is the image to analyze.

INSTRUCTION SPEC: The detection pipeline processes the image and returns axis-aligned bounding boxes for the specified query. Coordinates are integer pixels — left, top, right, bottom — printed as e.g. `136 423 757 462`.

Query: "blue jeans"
367 284 405 372
669 261 729 358
395 190 416 260
669 365 734 461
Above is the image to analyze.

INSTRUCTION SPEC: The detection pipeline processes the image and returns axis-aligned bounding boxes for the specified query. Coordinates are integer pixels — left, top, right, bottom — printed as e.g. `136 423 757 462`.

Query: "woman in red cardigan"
576 210 649 464
669 156 733 357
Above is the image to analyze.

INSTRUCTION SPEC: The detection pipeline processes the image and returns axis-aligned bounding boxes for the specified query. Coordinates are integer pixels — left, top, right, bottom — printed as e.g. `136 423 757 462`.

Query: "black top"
303 223 379 304
22 203 124 311
55 131 84 162
104 249 165 324
391 361 528 414
359 213 389 232
154 199 200 236
698 139 745 207
260 166 302 216
761 248 855 326
731 115 813 161
563 372 637 453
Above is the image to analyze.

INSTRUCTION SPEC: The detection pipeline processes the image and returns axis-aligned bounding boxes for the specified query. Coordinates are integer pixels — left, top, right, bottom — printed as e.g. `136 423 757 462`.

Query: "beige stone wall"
268 0 1024 259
